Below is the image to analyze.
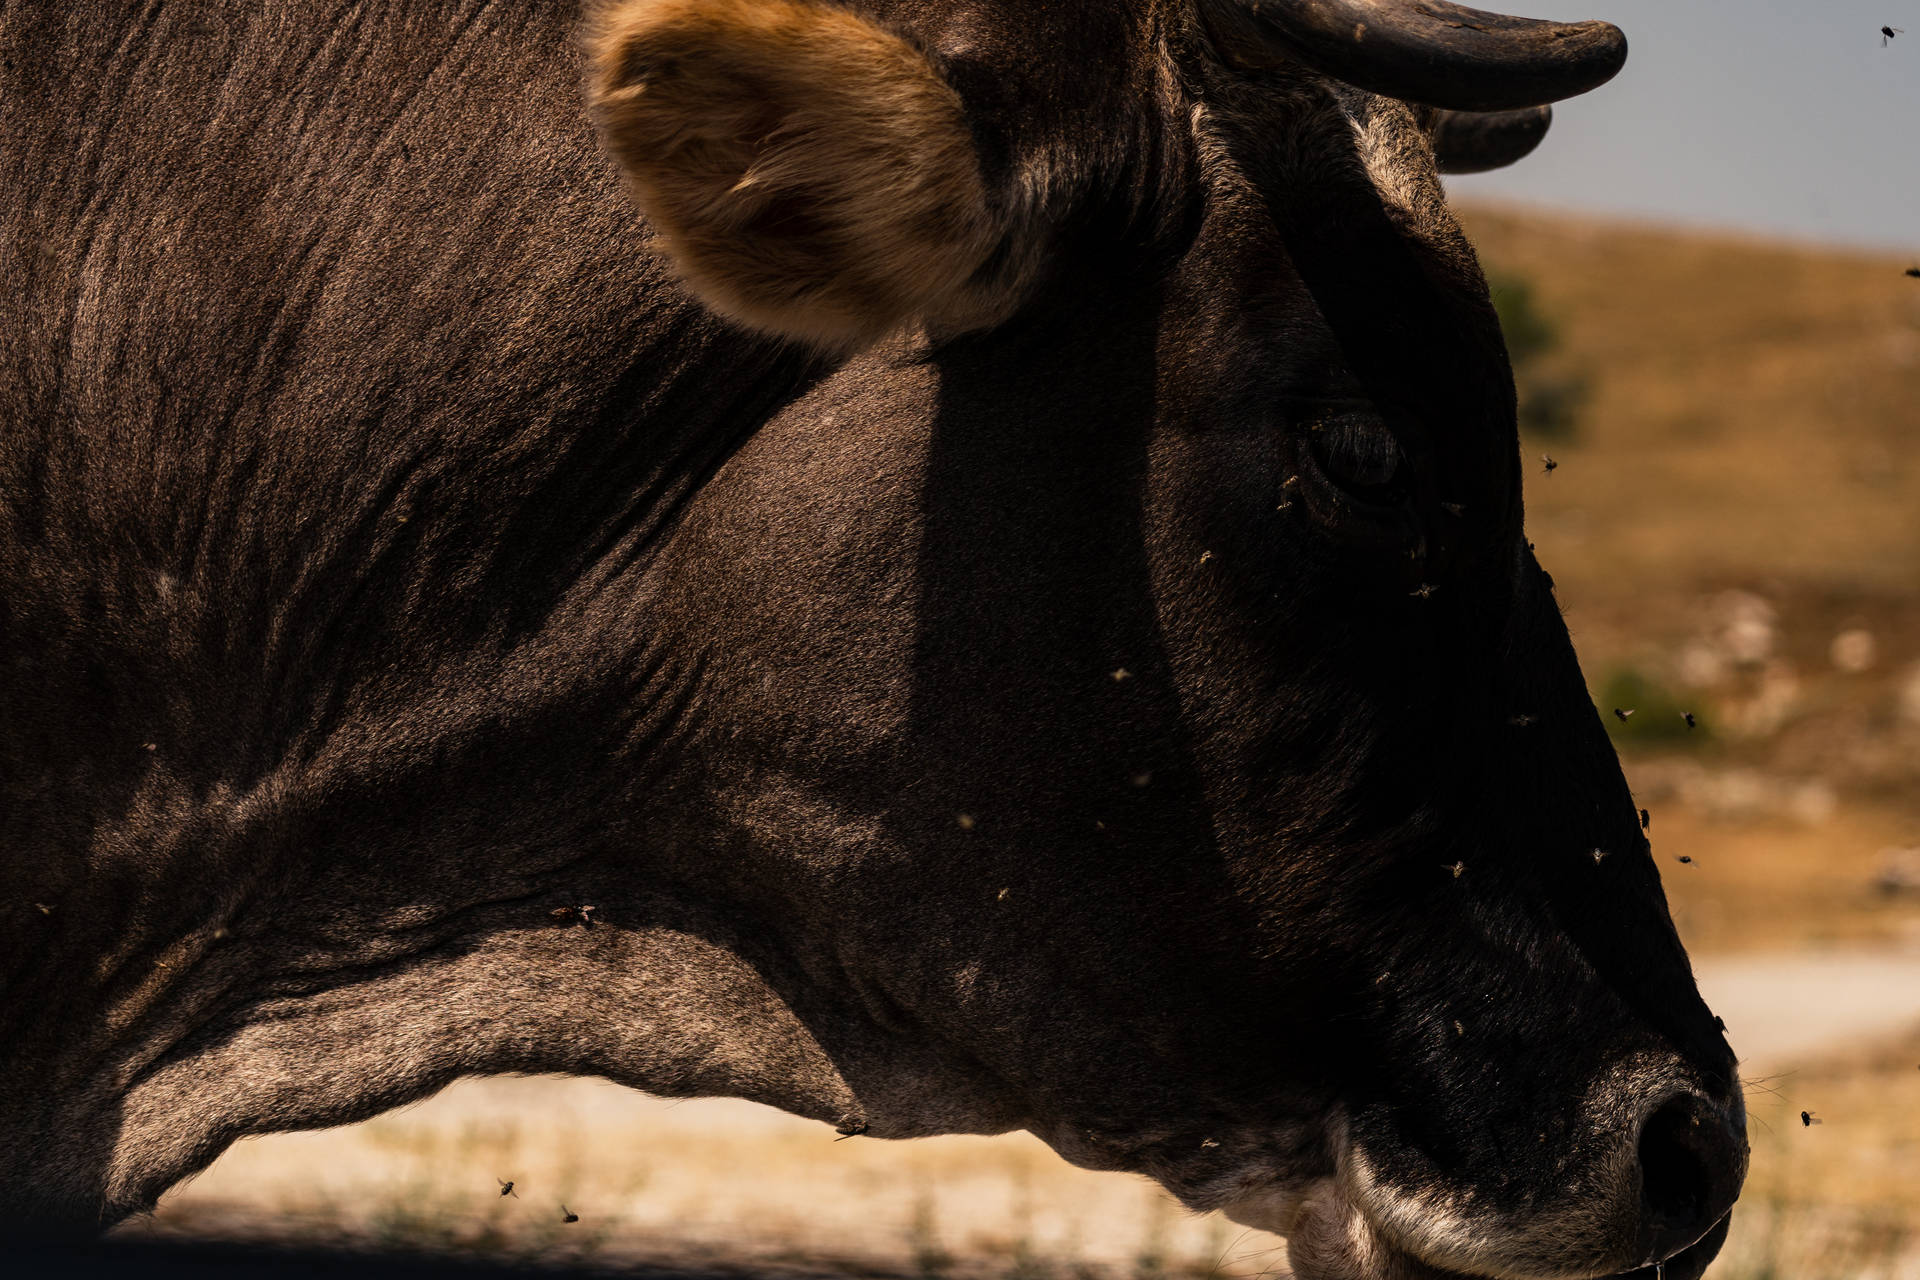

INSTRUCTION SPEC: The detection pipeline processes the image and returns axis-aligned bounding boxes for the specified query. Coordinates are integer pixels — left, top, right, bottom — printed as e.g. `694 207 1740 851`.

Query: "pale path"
1693 947 1920 1078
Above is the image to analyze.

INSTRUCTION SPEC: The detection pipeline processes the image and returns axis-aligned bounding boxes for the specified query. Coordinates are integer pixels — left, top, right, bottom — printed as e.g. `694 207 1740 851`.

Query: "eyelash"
1281 410 1431 563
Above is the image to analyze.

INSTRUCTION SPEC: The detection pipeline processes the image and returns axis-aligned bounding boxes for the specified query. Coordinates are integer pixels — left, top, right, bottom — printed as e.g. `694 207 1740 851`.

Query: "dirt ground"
120 207 1920 1277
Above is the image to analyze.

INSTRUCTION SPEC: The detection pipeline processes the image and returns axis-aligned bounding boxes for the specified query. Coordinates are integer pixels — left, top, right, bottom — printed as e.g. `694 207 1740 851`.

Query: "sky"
1444 0 1920 255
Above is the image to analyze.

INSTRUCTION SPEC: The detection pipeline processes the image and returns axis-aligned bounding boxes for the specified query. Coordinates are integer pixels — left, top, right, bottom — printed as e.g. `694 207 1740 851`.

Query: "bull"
0 1 1746 1277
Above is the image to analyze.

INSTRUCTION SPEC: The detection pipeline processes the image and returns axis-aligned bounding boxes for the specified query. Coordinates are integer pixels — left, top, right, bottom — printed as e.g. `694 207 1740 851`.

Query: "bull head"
1 3 1745 1280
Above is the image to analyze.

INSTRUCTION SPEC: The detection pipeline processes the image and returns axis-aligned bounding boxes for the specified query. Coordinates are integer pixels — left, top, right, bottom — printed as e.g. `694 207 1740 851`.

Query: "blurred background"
118 4 1920 1278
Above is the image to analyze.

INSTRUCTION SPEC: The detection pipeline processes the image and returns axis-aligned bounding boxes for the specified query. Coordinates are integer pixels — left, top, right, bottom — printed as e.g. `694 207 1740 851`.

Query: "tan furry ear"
590 0 1025 350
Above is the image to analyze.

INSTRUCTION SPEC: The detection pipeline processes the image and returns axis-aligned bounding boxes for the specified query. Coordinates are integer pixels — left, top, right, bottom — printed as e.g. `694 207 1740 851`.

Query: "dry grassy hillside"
1464 207 1920 595
1461 205 1920 953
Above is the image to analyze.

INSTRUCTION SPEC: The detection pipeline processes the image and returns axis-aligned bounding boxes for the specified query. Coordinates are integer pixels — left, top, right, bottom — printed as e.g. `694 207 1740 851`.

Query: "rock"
1829 628 1877 674
1875 848 1920 898
1713 590 1778 667
1899 662 1920 727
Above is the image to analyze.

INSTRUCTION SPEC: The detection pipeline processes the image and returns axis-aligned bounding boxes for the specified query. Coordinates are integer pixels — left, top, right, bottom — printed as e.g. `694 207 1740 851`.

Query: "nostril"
1634 1090 1747 1267
1638 1098 1716 1230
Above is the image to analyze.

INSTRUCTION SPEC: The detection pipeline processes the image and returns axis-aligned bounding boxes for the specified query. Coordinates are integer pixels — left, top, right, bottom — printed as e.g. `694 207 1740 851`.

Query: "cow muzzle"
1222 1086 1747 1280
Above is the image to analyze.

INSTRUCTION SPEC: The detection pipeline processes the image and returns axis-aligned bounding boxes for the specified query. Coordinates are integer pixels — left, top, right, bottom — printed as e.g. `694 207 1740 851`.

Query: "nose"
1632 1091 1747 1264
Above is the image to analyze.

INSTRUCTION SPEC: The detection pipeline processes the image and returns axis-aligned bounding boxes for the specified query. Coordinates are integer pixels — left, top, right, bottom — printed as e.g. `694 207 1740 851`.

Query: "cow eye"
1281 403 1429 555
1305 411 1410 509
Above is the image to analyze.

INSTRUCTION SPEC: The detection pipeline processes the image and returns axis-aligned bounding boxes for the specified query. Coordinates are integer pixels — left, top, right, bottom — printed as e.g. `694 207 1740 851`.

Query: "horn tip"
1431 104 1554 175
1200 1 1632 112
1574 19 1630 85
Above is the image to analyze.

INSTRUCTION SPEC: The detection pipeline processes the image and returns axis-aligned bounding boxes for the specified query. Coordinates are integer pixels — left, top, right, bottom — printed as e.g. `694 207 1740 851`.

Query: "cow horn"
1429 104 1552 173
1197 0 1628 112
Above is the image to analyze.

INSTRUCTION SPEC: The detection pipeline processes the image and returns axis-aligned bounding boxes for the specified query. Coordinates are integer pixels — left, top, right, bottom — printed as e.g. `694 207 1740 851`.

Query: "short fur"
590 0 1021 348
1 3 1744 1277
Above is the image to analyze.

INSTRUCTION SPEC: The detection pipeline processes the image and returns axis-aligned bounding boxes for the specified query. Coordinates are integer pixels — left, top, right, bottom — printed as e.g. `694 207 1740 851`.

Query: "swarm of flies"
550 905 597 927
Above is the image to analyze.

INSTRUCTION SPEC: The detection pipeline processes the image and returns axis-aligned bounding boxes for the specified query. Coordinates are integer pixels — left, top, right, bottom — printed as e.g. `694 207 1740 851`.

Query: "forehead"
1163 75 1520 522
1194 76 1467 261
1170 82 1493 402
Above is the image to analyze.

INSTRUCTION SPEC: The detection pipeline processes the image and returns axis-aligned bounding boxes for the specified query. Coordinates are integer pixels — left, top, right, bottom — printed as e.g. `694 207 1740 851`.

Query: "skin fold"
0 2 1742 1275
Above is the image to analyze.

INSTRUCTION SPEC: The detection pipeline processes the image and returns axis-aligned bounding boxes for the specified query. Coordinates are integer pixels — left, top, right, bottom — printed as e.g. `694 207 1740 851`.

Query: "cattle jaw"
1217 1085 1744 1280
1250 1182 1732 1280
1229 1181 1732 1280
1597 1217 1733 1280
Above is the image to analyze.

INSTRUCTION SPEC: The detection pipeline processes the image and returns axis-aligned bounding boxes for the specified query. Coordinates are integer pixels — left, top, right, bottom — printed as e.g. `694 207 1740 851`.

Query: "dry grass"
1741 1025 1920 1220
1712 1026 1920 1280
1460 205 1920 597
1638 800 1917 952
1463 204 1920 842
125 1081 1286 1280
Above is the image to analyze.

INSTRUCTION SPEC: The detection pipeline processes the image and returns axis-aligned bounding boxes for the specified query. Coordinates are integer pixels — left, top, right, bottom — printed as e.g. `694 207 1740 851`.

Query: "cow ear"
589 0 1027 351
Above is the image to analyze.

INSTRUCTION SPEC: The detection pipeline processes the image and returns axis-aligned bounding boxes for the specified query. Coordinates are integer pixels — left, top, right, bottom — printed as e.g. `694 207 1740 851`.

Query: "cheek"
1139 424 1451 699
1141 422 1290 554
1139 424 1308 650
